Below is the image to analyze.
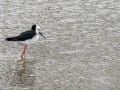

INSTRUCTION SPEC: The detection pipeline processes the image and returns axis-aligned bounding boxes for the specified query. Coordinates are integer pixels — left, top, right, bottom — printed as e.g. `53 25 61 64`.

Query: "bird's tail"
6 37 17 41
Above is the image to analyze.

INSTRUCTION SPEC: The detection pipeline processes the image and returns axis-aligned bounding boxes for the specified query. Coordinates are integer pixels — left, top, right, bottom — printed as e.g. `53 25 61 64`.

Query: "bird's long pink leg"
24 45 27 59
21 45 27 60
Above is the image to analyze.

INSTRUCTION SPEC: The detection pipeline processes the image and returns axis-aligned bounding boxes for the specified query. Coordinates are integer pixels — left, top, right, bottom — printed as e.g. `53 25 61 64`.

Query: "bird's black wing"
6 30 35 41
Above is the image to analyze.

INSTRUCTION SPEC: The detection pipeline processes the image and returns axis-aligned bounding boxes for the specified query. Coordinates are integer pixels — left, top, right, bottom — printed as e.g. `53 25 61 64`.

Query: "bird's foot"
18 55 25 62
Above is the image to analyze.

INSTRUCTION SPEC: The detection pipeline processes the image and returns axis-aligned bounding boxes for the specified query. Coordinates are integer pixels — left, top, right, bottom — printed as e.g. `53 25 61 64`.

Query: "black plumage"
6 30 36 41
6 24 36 41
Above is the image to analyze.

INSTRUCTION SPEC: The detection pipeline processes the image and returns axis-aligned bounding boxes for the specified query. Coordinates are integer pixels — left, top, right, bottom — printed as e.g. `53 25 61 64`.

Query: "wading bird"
6 24 46 60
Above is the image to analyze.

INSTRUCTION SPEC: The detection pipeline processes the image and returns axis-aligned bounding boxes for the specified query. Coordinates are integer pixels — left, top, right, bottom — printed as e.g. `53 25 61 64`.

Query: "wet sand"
0 0 120 90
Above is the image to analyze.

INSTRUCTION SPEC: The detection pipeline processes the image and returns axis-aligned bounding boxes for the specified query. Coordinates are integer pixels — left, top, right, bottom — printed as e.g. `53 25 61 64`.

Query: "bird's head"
31 24 46 39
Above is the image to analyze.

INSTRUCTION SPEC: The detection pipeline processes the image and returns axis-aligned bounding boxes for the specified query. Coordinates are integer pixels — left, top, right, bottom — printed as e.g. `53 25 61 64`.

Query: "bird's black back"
6 30 36 41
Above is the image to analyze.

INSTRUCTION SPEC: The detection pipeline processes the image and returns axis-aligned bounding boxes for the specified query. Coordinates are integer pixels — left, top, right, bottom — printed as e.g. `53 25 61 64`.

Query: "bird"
6 24 46 60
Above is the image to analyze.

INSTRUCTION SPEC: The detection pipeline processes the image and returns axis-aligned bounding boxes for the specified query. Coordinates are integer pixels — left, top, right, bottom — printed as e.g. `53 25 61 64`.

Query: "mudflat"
0 0 119 90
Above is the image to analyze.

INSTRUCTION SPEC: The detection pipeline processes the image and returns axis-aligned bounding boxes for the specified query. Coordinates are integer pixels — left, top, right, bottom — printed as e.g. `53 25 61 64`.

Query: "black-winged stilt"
6 24 46 60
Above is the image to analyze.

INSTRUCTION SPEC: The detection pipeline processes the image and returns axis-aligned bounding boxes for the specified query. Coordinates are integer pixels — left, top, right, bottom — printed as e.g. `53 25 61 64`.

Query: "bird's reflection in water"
10 59 36 87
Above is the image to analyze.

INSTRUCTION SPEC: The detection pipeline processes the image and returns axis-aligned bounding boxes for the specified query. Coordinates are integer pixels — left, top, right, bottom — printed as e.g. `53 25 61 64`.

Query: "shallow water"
0 0 120 90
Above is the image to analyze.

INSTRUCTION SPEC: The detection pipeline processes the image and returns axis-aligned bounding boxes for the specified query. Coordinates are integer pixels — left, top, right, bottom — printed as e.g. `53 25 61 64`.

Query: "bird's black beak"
39 32 46 39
